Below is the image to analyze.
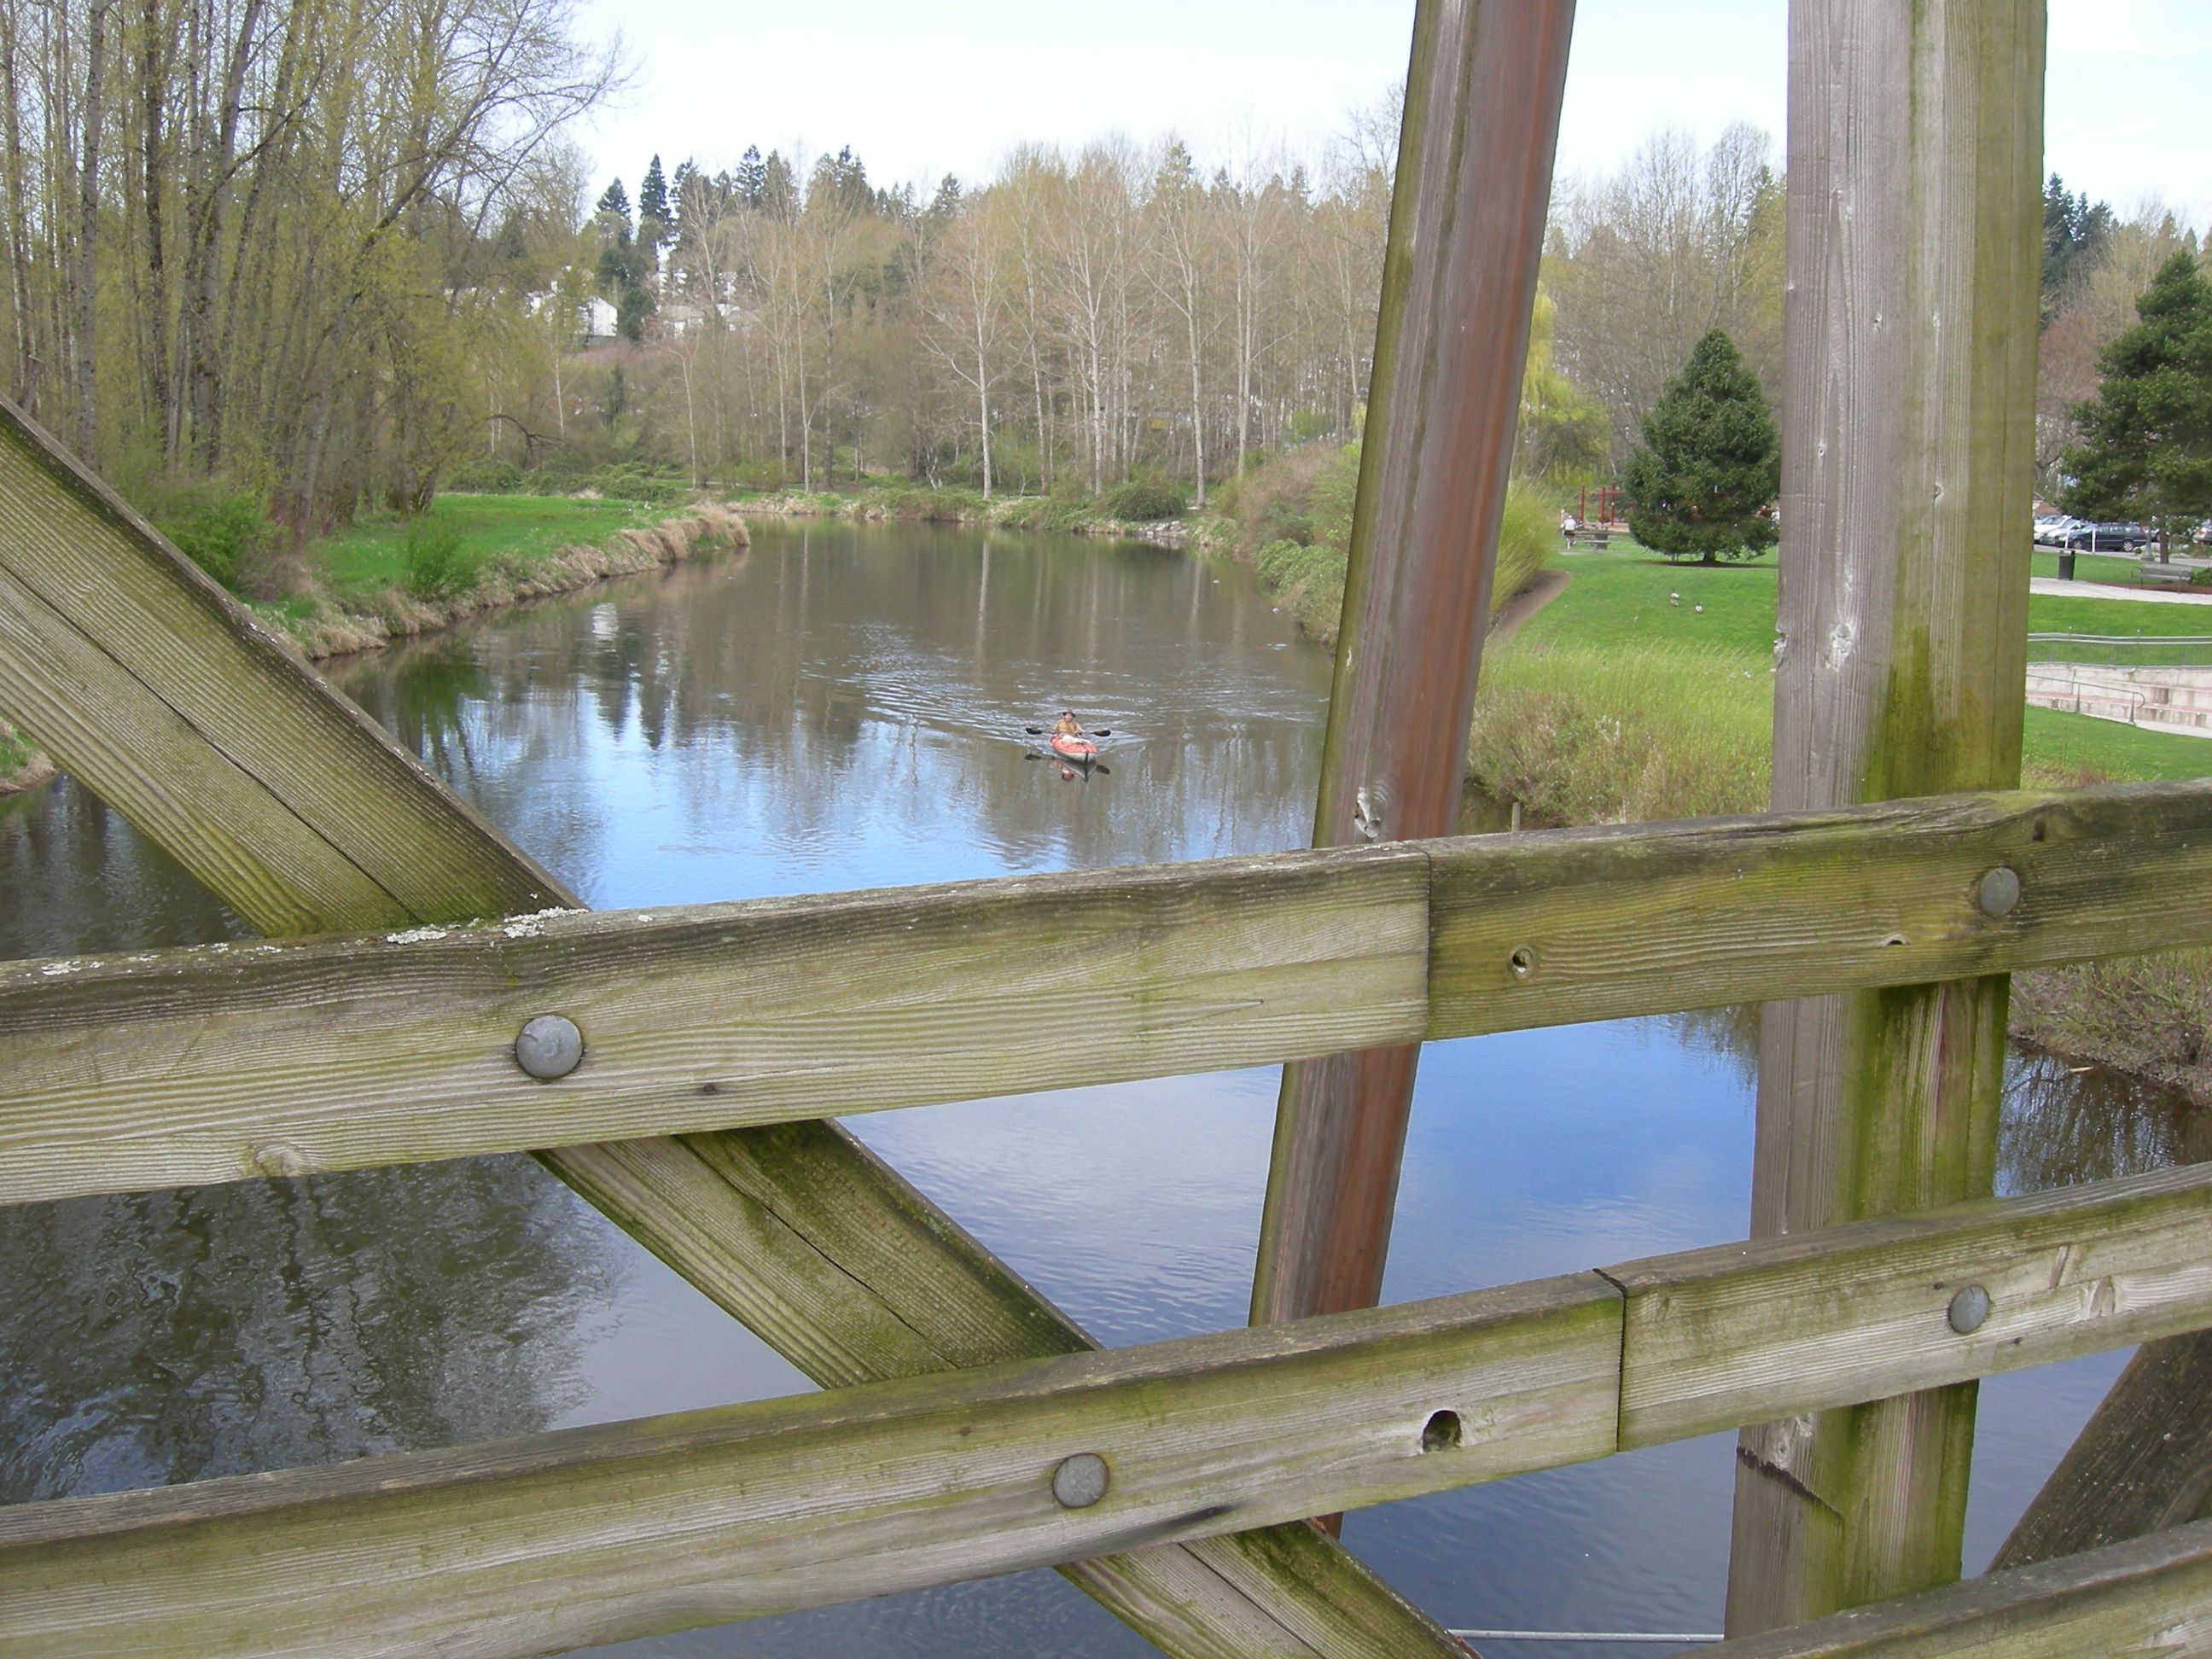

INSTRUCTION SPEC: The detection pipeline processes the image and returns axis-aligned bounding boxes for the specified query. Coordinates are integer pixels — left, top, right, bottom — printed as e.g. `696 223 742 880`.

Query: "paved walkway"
2032 577 2212 606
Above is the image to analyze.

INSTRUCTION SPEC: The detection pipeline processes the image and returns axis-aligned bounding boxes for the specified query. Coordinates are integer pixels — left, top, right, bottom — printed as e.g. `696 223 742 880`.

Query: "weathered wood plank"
1611 1162 2212 1448
0 399 566 930
15 1162 2212 1658
1730 0 2051 1626
0 845 1429 1206
0 1272 1624 1659
15 781 2212 1207
1252 0 1579 1327
1990 1330 2212 1572
1692 1517 2212 1657
0 562 402 933
1428 781 2212 1038
552 1123 1476 1659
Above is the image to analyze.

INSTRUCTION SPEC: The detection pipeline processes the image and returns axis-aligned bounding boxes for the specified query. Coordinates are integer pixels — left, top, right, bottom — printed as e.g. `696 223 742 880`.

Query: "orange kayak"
1048 734 1098 764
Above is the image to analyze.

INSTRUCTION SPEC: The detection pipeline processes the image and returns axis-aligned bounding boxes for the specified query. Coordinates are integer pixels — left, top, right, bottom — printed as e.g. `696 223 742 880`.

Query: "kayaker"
1051 711 1085 739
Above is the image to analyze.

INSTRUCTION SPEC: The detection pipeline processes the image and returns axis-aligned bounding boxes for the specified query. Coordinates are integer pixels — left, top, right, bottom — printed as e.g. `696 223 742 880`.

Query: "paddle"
1023 726 1112 737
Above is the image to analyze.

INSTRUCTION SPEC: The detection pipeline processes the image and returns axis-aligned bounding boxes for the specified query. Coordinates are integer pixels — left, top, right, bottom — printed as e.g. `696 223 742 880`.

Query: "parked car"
2034 515 2081 547
2064 521 2151 551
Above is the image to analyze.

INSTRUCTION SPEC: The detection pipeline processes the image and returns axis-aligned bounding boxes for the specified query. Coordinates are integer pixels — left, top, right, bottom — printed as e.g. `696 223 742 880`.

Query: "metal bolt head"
1051 1452 1110 1509
1947 1285 1992 1335
515 1014 584 1080
1977 867 2022 917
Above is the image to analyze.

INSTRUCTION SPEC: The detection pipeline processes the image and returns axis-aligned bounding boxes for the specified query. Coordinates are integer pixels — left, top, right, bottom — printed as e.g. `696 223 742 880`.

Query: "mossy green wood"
9 1162 2212 1657
1734 0 2046 1632
0 1272 1623 1659
0 401 566 931
0 400 1472 1657
0 848 1431 1205
14 782 2212 1206
1689 1516 2212 1659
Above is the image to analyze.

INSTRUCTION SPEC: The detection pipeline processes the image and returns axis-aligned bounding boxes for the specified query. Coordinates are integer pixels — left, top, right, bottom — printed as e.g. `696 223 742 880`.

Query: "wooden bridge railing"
8 0 2204 1651
4 777 2212 1208
4 1157 2211 1655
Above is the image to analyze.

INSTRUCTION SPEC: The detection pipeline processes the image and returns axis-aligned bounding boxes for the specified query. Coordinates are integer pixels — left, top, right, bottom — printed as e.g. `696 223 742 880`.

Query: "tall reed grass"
1466 641 1772 824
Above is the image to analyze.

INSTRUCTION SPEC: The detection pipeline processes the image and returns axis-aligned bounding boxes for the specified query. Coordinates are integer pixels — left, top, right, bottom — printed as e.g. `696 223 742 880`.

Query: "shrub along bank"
1467 552 2212 1100
1218 441 1557 642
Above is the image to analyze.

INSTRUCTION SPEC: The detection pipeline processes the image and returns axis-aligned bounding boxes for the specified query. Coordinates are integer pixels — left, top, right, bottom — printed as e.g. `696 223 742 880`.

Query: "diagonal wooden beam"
0 399 1472 1658
1252 0 1577 1328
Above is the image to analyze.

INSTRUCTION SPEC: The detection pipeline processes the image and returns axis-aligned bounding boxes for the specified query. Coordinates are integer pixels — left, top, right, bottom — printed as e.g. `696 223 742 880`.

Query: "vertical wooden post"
1726 0 2046 1634
1250 0 1576 1329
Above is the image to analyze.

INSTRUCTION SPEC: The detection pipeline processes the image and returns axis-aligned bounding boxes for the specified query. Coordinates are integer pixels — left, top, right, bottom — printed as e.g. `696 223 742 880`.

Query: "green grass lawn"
1518 551 1781 655
1507 549 2212 785
312 494 658 597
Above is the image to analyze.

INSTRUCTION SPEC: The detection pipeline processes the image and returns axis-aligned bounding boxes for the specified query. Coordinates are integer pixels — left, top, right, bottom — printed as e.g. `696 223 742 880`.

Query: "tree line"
0 0 612 527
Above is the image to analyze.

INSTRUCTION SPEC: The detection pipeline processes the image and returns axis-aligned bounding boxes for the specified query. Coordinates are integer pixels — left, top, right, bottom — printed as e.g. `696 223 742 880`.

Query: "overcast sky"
570 0 2210 224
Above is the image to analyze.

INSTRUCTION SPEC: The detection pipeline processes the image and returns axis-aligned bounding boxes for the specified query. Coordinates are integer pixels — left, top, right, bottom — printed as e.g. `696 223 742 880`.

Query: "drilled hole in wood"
1508 947 1535 979
2029 818 2048 843
1421 1410 1462 1452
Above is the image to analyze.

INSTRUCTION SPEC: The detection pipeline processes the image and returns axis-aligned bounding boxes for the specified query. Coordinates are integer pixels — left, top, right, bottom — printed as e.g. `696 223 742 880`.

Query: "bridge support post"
1725 0 2046 1634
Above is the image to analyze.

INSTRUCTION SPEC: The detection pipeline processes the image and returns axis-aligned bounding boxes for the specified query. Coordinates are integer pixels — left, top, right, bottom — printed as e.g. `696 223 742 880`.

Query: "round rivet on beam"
1947 1285 1992 1335
1976 867 2022 917
515 1014 585 1080
1051 1452 1110 1509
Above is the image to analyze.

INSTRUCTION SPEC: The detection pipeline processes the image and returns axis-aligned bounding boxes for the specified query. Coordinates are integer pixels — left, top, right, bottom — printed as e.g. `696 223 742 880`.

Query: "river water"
0 521 2196 1656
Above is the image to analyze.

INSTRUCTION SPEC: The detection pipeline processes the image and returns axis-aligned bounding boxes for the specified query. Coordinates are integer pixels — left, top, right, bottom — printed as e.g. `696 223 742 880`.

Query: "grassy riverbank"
0 491 749 793
266 498 748 661
1470 550 2212 1098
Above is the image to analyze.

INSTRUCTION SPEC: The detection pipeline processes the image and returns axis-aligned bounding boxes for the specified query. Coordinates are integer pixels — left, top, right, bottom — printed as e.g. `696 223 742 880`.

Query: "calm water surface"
0 521 2192 1656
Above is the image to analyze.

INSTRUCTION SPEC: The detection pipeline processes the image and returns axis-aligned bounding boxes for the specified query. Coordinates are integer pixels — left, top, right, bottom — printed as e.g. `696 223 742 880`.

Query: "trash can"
2058 550 2075 581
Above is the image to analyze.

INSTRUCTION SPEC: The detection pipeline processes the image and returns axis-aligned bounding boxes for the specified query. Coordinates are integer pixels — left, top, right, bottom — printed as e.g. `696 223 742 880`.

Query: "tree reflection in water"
2000 1048 2206 1193
0 1155 616 1504
1665 1004 2209 1196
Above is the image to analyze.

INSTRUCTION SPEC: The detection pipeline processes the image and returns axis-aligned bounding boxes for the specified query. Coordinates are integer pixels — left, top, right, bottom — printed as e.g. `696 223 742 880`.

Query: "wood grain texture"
15 1161 2212 1658
1992 1330 2212 1572
0 393 1485 1656
1732 0 2048 1629
0 845 1429 1205
1254 0 1579 1328
0 1272 1622 1659
1691 1516 2212 1658
12 780 2212 1208
1613 1161 2212 1448
550 1122 1479 1659
1428 781 2212 1038
0 399 565 930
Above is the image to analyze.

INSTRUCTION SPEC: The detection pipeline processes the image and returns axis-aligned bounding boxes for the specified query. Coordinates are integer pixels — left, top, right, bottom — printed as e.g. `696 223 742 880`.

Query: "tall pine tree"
2061 251 2212 550
1621 329 1780 563
637 154 672 267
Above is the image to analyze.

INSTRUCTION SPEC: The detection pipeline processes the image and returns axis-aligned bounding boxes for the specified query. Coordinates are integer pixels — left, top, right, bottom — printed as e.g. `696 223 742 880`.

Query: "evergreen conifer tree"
635 154 672 280
1621 328 1779 564
2060 251 2212 550
637 155 670 228
594 178 632 235
734 146 767 212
